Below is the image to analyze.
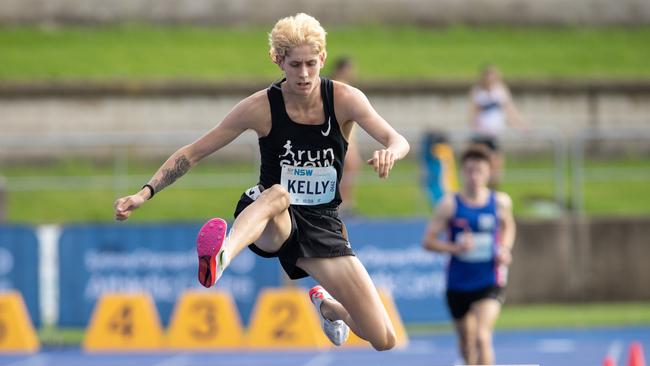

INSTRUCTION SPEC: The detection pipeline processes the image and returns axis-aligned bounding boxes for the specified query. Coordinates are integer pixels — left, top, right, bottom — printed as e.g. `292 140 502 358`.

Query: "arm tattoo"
150 155 191 193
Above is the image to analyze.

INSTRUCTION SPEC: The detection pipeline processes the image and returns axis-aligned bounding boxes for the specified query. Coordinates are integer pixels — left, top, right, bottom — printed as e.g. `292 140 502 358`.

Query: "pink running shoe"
196 218 228 288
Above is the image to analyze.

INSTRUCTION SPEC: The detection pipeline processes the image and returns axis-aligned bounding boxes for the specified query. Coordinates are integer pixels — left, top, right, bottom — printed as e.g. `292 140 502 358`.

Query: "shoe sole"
196 217 227 288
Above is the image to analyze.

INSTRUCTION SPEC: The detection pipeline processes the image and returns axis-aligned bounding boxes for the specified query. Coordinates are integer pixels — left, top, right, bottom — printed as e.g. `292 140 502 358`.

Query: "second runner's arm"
496 191 516 265
422 195 469 254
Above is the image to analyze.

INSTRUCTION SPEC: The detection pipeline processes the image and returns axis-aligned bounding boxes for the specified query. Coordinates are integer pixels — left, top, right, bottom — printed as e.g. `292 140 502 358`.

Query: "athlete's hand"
367 149 396 179
455 227 474 254
496 246 512 266
114 194 145 221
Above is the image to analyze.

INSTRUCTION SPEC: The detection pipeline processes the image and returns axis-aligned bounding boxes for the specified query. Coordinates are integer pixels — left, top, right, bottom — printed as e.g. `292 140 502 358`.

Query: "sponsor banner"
0 226 41 325
58 224 281 326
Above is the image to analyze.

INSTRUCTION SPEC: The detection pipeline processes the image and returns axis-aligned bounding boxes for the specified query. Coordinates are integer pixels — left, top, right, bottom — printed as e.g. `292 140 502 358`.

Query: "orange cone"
604 355 616 366
627 342 646 366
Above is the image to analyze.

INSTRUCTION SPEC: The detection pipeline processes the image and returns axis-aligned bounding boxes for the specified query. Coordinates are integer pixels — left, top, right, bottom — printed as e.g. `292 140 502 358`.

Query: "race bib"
455 232 495 262
280 165 337 205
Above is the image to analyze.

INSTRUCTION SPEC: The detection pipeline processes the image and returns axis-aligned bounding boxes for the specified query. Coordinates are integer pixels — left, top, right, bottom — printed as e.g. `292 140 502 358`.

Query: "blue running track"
1 326 648 366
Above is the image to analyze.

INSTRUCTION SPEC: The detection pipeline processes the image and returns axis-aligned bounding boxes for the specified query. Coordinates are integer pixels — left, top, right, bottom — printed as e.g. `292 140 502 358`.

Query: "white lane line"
536 338 576 353
3 355 48 366
152 354 192 366
302 351 332 366
606 340 624 362
392 339 436 354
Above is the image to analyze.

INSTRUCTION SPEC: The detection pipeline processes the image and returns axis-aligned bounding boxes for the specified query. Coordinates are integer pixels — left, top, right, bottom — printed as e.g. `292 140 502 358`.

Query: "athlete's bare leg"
489 151 504 189
454 312 479 364
472 298 501 365
224 184 293 259
297 256 396 351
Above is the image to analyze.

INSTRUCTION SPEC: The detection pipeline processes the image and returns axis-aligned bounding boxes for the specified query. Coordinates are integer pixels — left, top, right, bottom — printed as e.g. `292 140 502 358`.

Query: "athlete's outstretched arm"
422 195 471 254
502 86 527 131
495 191 516 265
114 91 268 221
335 83 410 179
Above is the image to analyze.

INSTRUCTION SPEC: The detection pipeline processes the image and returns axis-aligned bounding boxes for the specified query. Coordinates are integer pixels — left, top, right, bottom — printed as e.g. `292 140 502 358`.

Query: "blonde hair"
479 64 503 87
268 13 327 64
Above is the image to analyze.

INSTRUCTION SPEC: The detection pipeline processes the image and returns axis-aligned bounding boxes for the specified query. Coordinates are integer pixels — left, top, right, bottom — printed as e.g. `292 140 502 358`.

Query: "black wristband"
142 184 155 199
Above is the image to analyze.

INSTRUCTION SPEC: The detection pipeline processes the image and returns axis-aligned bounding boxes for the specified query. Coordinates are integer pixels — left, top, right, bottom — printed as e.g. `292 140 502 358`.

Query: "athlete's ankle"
219 236 232 269
319 299 340 322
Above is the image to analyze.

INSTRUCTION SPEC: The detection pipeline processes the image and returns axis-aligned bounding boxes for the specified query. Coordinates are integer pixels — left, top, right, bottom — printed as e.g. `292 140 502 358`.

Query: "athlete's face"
481 68 500 88
280 46 325 95
462 158 491 189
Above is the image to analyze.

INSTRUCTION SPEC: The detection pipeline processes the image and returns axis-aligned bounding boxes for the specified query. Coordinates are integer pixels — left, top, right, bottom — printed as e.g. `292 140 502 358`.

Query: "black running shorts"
471 134 500 152
233 187 355 280
446 285 505 320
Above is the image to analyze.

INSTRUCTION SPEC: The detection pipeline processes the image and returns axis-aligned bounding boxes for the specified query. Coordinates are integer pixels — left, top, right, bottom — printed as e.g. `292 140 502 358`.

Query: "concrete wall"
2 82 649 150
508 217 650 303
587 217 650 301
1 0 649 26
508 219 576 302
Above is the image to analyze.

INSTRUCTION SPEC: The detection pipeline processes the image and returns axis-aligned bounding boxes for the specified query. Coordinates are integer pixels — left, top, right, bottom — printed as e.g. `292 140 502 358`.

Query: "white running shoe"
309 285 350 346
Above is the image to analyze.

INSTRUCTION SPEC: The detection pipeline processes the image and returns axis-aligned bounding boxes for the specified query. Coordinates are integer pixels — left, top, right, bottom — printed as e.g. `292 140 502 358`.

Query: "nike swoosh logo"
321 117 331 137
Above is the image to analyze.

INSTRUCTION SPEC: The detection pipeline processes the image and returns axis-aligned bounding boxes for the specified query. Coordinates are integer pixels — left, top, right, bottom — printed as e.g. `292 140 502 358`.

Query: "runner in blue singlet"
422 145 516 365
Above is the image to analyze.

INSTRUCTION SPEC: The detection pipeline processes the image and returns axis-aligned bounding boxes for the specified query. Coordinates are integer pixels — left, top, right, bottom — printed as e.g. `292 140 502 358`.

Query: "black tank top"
258 77 348 209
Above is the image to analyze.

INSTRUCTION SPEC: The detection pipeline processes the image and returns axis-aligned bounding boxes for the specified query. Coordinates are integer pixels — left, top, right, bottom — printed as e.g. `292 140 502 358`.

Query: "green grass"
1 25 649 81
497 302 650 329
37 302 650 346
581 182 650 215
2 155 649 223
39 326 87 348
407 302 650 334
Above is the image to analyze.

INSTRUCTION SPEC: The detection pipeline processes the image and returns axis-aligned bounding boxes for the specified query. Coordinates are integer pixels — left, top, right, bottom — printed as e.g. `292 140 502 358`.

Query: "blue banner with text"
57 223 281 327
0 226 41 326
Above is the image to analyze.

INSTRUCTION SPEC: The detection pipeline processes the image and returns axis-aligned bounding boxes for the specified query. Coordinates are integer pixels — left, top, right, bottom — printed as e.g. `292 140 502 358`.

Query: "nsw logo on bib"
281 165 337 205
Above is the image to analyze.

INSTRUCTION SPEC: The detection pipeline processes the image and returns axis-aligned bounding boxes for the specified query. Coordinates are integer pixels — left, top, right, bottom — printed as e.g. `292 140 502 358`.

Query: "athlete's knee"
259 184 290 211
457 332 473 353
458 341 469 356
476 328 493 349
370 327 396 351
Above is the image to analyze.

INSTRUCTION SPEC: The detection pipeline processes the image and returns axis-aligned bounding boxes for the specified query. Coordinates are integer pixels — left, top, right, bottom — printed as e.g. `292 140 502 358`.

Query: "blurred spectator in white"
469 65 527 188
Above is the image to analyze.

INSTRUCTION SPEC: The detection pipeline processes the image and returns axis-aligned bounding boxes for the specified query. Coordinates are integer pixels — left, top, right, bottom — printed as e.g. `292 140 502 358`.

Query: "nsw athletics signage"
0 226 40 326
58 223 281 326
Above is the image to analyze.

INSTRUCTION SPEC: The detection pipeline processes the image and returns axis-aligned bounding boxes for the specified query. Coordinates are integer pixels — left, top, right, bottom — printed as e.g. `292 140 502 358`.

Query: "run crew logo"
278 140 335 167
